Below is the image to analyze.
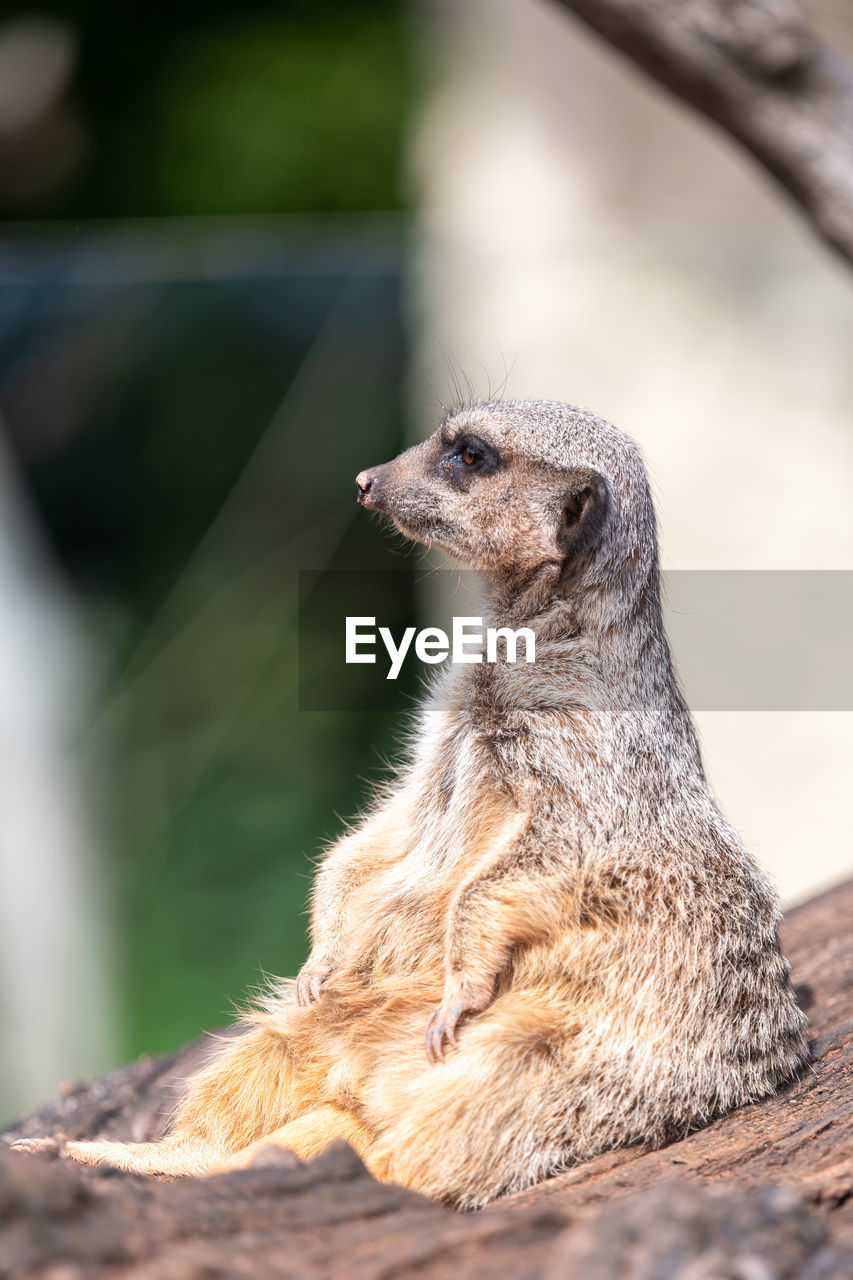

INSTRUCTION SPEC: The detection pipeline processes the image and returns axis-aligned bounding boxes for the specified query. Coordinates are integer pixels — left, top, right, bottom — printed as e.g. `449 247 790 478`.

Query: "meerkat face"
356 421 559 575
356 401 654 596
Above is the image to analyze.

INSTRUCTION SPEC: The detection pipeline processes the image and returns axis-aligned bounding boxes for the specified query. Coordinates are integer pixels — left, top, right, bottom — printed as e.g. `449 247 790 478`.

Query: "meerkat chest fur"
341 708 526 971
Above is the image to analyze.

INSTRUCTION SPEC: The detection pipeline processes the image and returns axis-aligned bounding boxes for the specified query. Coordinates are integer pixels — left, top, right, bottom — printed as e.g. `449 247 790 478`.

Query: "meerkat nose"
356 471 374 503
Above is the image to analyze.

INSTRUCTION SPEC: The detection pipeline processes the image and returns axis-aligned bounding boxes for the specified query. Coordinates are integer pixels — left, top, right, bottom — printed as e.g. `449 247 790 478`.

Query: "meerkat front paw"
425 979 492 1063
295 954 338 1007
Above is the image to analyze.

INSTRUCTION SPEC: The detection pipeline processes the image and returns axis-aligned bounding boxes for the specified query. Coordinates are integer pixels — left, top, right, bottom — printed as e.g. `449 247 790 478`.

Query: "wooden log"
3 878 853 1277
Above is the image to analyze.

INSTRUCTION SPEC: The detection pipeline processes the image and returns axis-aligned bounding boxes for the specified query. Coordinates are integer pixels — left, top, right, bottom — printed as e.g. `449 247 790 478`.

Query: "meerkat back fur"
15 400 808 1207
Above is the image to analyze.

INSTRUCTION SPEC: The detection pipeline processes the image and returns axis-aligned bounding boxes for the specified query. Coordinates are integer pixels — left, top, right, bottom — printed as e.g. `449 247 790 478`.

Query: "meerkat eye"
439 434 495 483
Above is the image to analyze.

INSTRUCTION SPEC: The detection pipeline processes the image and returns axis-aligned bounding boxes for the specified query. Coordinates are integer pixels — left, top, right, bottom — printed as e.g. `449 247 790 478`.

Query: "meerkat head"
356 400 658 610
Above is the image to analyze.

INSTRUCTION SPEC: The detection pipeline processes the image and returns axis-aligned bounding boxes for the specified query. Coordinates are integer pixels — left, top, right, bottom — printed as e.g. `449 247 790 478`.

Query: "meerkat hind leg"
206 1103 380 1176
13 1106 375 1180
12 1023 308 1178
11 1133 224 1177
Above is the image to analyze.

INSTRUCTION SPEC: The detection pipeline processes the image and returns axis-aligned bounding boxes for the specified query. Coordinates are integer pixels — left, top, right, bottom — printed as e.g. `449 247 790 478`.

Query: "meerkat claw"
425 1001 466 1063
295 957 338 1008
424 1010 443 1064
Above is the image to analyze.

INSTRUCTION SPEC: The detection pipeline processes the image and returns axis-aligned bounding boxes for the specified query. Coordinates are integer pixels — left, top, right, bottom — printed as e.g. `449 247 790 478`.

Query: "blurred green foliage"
0 0 415 1075
3 0 409 217
5 242 417 1062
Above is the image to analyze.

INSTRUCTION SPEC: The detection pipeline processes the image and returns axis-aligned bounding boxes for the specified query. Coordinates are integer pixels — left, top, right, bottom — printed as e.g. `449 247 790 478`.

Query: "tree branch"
551 0 853 267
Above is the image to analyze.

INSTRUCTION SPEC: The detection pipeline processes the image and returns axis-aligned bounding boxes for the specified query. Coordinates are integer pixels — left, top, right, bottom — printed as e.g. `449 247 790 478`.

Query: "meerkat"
13 400 808 1208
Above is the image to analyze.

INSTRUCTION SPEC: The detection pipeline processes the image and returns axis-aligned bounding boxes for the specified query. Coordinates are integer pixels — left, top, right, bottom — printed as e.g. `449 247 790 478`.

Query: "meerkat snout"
355 470 374 503
357 467 393 504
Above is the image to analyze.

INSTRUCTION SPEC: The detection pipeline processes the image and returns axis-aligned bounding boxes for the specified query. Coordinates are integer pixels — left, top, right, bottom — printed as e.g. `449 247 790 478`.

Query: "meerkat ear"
556 468 610 568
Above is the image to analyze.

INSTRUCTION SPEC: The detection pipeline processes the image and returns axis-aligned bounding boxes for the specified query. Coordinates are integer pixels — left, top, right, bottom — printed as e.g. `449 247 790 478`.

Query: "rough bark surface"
551 0 853 267
3 877 853 1278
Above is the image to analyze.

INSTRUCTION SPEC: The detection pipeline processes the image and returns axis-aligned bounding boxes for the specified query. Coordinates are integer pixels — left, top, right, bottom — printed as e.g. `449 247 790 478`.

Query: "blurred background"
0 0 851 1124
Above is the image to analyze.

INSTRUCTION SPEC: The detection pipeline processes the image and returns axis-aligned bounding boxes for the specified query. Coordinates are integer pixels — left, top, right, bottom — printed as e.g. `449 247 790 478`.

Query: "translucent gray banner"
298 570 853 712
663 571 853 711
